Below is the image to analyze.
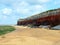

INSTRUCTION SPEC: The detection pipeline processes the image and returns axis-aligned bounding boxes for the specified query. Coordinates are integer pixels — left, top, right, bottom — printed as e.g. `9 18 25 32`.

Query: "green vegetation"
0 25 15 35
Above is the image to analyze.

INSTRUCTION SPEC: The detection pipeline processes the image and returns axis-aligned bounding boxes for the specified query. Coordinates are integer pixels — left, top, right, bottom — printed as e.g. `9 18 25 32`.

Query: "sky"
0 0 60 25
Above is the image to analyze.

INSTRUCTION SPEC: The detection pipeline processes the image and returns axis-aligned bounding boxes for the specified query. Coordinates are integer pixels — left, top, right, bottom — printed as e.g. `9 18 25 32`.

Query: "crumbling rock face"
17 8 60 27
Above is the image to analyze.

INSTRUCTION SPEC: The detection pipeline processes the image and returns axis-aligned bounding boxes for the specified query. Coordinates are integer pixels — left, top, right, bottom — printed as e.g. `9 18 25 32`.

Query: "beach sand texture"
0 26 60 45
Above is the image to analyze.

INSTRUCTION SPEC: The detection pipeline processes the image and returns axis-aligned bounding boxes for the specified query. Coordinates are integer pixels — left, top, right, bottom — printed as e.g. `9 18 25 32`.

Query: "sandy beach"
0 26 60 45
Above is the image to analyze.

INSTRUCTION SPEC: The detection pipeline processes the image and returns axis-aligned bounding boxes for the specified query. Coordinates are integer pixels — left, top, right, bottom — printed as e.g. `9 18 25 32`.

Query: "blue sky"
0 0 60 25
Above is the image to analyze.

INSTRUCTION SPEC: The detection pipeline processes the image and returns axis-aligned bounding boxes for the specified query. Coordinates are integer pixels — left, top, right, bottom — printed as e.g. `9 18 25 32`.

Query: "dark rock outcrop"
17 8 60 28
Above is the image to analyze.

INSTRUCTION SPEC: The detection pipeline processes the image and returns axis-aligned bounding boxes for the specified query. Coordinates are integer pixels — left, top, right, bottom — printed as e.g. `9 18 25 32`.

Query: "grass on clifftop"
0 25 15 35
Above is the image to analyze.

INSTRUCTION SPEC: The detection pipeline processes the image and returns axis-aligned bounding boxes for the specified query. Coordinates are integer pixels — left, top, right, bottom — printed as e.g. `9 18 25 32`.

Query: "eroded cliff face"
17 8 60 27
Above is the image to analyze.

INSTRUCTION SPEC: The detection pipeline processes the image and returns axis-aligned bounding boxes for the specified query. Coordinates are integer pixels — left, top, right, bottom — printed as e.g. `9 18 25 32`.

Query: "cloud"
22 0 51 5
0 0 58 24
15 4 46 16
37 0 50 3
24 4 47 15
0 0 49 17
16 8 30 14
12 0 47 16
0 0 50 16
1 8 12 15
13 1 29 9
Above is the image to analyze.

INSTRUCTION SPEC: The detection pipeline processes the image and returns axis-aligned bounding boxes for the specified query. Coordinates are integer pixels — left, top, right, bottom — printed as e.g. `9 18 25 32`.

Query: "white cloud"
0 0 48 16
19 1 29 7
0 0 48 19
2 8 12 15
12 0 47 15
12 1 29 9
28 4 47 15
15 4 46 15
33 5 43 10
11 1 30 15
16 8 30 14
0 0 53 24
38 0 50 3
23 0 51 4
